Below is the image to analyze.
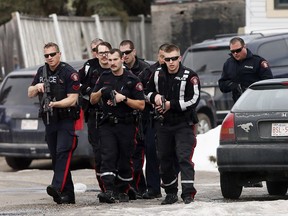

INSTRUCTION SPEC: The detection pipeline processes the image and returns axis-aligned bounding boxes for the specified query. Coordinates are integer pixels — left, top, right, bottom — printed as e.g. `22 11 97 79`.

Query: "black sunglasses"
44 52 58 58
230 47 243 54
164 56 179 62
92 47 97 52
121 50 133 55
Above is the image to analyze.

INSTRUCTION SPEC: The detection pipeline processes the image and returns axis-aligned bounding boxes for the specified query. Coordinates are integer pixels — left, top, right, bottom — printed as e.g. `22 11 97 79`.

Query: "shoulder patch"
190 76 199 85
261 61 269 68
73 84 80 91
70 72 79 81
135 82 144 91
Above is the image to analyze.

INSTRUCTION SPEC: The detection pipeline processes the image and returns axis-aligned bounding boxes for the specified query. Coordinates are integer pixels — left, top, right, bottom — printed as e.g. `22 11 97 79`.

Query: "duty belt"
101 113 135 125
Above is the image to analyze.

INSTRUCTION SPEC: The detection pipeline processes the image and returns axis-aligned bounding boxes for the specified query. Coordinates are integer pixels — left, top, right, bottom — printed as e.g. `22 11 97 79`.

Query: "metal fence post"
15 12 28 68
92 14 104 40
49 13 66 61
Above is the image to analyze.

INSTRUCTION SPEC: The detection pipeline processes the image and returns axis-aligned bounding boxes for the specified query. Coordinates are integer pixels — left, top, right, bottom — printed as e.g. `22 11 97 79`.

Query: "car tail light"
220 112 235 143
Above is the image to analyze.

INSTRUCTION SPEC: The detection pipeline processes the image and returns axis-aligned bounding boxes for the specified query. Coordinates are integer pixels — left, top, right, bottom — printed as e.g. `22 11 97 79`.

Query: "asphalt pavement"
0 157 287 216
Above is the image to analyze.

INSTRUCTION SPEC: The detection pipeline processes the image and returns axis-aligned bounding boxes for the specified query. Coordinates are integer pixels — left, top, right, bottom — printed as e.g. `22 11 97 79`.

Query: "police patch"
70 72 79 81
135 82 143 91
73 84 80 91
261 61 269 68
190 76 199 85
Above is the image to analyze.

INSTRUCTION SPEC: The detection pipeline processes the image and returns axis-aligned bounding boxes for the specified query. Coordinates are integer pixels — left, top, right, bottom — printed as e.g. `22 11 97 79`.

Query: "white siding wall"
245 0 288 33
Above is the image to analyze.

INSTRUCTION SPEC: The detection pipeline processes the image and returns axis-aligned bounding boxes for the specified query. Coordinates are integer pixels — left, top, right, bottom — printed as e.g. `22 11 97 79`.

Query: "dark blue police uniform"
146 63 200 202
93 69 145 202
31 62 80 204
219 49 273 102
125 56 150 197
138 61 162 198
79 58 109 192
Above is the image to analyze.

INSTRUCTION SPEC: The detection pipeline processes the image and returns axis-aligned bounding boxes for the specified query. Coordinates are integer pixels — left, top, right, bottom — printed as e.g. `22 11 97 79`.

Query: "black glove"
228 81 242 93
101 86 113 99
80 84 90 96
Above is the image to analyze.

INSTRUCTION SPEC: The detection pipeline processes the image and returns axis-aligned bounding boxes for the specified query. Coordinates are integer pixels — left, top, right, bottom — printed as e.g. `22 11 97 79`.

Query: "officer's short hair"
91 38 103 47
119 40 135 50
95 41 112 53
44 42 60 52
230 37 245 46
158 43 170 52
164 44 180 53
109 48 123 58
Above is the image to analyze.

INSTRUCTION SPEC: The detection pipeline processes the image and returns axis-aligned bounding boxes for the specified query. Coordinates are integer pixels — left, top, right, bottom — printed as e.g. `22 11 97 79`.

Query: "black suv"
182 32 288 124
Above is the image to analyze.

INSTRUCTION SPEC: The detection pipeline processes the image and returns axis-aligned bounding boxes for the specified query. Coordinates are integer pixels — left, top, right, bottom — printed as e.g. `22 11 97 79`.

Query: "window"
275 0 288 9
267 0 288 17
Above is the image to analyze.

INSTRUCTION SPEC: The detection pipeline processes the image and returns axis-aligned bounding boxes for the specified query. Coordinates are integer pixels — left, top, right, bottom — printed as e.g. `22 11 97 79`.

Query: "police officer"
28 42 80 204
119 39 150 197
79 40 112 192
219 37 273 102
146 44 200 205
138 43 170 199
90 49 145 203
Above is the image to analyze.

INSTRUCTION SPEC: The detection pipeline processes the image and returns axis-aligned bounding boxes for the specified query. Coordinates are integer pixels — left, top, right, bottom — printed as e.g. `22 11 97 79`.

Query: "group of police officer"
28 38 201 206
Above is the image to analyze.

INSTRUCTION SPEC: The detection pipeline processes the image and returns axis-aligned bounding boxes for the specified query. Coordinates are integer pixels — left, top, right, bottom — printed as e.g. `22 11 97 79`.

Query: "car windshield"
183 48 229 73
232 87 288 112
0 76 38 105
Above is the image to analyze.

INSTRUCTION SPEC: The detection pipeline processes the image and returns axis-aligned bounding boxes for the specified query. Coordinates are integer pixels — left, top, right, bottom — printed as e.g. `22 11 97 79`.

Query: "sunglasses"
44 52 58 58
230 47 243 54
164 56 179 62
121 50 133 55
98 51 109 56
92 47 97 52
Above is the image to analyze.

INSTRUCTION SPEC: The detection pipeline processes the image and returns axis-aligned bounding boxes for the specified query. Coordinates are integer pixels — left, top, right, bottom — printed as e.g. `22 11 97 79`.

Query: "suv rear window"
0 76 38 106
257 39 288 67
183 48 228 73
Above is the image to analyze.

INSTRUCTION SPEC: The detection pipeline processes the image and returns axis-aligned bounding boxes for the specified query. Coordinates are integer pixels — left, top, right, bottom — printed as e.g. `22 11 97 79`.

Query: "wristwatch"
123 96 128 102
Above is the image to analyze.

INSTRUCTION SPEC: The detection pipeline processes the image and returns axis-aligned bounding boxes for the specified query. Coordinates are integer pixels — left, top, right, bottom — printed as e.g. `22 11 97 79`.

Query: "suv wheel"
266 181 288 196
5 157 33 170
220 172 242 199
197 113 211 134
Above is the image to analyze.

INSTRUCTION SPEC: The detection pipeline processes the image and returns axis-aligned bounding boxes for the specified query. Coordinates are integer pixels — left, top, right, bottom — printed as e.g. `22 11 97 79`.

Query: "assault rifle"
110 90 117 106
161 95 166 111
154 95 165 123
41 64 54 125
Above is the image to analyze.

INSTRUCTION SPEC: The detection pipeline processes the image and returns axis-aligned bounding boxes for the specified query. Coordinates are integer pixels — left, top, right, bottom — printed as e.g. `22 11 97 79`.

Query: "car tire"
197 113 211 134
5 157 33 170
266 181 288 196
220 172 242 199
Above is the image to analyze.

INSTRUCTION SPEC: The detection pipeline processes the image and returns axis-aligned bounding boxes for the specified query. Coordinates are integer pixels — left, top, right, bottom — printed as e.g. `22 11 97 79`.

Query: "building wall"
245 0 288 33
151 0 245 57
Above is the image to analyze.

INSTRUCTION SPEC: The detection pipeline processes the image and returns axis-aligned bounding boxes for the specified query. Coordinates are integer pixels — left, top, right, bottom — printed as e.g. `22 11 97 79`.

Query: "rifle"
161 95 166 111
154 95 165 123
110 90 117 106
41 64 54 125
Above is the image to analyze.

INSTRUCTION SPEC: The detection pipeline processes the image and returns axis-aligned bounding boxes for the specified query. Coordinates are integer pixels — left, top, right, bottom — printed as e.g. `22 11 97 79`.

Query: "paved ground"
0 157 287 216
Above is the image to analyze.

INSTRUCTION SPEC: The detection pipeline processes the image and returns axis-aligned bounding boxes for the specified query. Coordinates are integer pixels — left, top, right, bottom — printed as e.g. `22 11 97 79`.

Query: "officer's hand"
228 81 240 91
81 84 91 96
154 94 163 106
155 101 170 113
36 83 44 93
101 86 113 99
114 91 126 103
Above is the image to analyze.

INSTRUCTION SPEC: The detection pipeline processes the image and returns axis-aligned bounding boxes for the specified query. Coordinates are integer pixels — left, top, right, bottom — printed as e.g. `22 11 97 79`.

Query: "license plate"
21 119 38 130
271 123 288 136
